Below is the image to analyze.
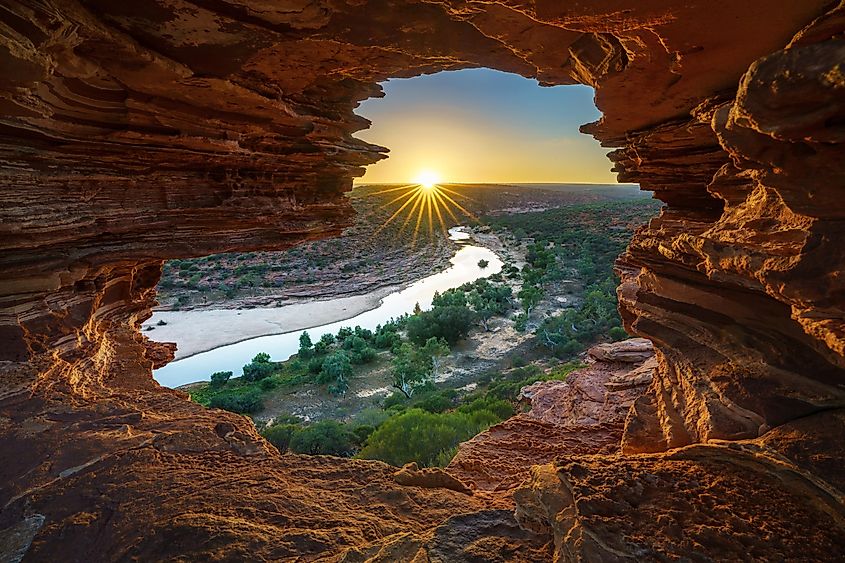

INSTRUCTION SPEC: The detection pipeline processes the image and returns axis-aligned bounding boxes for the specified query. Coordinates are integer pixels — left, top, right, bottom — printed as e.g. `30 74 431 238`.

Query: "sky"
353 69 616 185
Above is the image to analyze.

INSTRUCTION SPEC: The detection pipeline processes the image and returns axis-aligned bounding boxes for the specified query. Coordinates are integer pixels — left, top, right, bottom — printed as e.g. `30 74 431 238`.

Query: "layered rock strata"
448 339 655 491
1 0 844 560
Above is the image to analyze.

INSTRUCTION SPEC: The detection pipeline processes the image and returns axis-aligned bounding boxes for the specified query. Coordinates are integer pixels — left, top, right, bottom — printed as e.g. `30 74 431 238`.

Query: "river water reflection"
153 227 502 387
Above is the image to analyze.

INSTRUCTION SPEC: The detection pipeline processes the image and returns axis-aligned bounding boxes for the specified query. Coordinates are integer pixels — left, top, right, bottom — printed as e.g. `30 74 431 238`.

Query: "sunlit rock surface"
447 339 655 491
1 0 844 560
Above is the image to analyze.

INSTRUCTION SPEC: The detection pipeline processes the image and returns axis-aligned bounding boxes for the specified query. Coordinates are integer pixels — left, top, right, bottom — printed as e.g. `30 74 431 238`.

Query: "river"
152 227 503 387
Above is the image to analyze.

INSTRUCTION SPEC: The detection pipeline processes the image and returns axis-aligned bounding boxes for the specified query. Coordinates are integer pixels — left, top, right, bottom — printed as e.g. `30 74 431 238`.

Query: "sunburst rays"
368 182 477 246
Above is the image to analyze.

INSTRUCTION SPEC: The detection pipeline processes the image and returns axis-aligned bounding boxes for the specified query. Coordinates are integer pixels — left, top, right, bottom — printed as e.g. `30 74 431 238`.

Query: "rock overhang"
1 0 844 560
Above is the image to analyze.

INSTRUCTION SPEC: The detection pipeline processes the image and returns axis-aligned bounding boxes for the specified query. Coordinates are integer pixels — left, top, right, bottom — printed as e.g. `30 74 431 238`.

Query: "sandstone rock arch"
1 1 843 560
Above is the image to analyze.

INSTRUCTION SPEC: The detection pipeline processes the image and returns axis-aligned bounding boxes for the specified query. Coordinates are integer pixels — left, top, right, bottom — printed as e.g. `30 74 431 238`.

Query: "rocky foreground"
1 0 844 560
448 339 655 491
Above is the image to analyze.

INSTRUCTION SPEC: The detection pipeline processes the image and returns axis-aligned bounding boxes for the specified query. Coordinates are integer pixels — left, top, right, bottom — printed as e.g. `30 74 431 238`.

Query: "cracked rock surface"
1 0 844 560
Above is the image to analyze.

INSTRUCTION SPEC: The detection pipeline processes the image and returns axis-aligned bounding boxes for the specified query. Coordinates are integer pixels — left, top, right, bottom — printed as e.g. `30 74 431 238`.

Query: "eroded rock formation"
1 0 843 560
447 339 655 491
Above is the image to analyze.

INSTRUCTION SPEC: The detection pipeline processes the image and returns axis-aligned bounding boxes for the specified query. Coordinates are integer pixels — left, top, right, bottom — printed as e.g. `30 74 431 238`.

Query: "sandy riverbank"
143 285 398 360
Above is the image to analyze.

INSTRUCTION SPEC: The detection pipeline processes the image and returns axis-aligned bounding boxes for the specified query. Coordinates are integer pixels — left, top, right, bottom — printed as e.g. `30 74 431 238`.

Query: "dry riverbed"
143 286 398 360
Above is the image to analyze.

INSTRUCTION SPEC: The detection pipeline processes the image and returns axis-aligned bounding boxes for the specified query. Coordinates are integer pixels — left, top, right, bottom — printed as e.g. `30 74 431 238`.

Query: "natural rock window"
1 1 843 560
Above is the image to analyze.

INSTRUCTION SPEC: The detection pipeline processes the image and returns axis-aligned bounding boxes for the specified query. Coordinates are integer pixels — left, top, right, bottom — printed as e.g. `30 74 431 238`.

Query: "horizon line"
352 181 640 186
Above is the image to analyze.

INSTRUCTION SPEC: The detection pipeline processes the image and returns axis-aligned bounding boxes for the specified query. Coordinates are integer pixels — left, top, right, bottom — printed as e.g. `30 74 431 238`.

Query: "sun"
365 174 477 247
413 169 441 189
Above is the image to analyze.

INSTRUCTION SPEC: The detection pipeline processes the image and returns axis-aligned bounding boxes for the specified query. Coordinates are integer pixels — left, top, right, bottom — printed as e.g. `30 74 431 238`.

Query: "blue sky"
354 69 615 184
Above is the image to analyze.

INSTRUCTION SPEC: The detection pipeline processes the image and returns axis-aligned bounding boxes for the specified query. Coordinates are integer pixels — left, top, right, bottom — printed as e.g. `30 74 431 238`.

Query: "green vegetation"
209 388 263 414
391 337 449 398
210 371 232 388
485 199 660 357
190 195 659 468
357 404 504 467
242 353 274 382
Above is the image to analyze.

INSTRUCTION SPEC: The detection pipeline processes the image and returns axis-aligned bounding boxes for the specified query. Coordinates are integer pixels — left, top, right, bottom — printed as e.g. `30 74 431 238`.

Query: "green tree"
391 343 432 398
419 336 449 380
242 352 274 381
518 285 542 315
209 389 263 414
319 351 352 395
298 331 313 359
478 259 489 268
261 423 300 452
209 371 232 388
609 326 628 341
289 420 358 456
406 305 475 345
357 408 501 467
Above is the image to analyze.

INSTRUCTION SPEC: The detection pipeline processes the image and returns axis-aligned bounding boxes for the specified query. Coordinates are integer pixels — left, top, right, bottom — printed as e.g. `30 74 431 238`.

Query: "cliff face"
1 1 844 560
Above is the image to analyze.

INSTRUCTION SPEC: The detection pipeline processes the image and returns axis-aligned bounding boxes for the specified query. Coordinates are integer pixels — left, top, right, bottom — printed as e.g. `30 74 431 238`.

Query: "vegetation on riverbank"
485 199 661 356
155 183 647 309
180 193 661 468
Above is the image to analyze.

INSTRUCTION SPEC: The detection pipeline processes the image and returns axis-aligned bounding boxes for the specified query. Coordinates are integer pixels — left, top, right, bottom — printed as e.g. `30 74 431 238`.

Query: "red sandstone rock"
448 345 654 490
1 0 844 560
587 337 653 363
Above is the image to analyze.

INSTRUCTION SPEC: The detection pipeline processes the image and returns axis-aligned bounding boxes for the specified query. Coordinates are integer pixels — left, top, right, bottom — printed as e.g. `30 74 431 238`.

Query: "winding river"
153 227 503 388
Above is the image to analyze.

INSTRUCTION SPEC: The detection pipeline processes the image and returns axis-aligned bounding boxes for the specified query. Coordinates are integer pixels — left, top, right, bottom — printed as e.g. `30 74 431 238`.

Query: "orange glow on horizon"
369 182 476 246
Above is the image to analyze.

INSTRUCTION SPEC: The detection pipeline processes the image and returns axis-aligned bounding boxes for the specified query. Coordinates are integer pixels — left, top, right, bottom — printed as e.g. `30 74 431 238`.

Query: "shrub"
458 396 514 420
289 420 358 456
209 371 232 388
609 326 628 341
406 305 476 345
261 423 300 452
354 407 391 428
352 424 375 445
336 327 353 340
298 331 314 359
374 331 400 350
209 389 263 414
319 351 352 395
307 356 324 374
477 259 489 268
259 377 279 391
242 352 274 381
382 392 408 411
414 391 455 414
357 407 503 467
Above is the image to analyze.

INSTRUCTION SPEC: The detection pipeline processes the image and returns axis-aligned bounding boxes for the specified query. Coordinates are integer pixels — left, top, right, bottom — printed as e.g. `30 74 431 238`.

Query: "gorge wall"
1 0 843 560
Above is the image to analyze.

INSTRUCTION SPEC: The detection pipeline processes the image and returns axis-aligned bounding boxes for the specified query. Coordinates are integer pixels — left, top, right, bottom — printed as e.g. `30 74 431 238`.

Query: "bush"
209 390 263 414
259 377 280 391
406 305 476 345
458 396 514 420
513 313 528 332
343 336 377 364
298 331 314 359
352 424 375 445
414 391 456 414
289 420 358 456
242 352 274 381
261 423 300 452
609 326 628 341
354 407 391 428
357 407 503 467
209 371 232 388
477 259 489 268
307 356 324 374
374 331 400 350
382 392 408 411
319 351 352 395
